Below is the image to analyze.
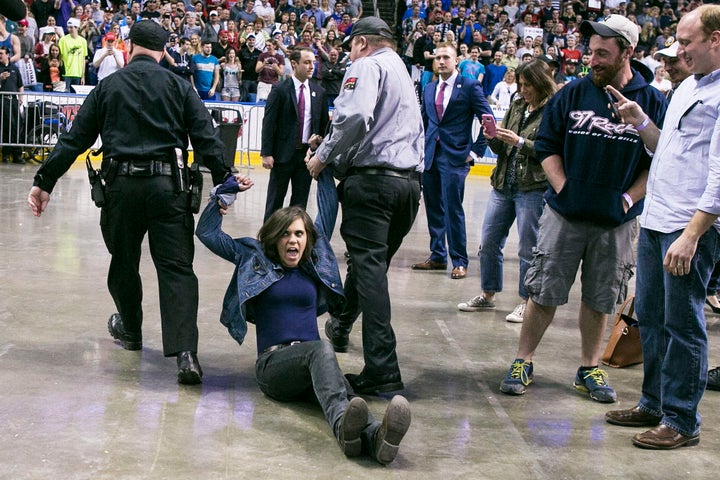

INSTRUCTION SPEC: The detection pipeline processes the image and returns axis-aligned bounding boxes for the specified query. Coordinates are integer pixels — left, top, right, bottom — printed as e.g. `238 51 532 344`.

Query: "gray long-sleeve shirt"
315 47 424 178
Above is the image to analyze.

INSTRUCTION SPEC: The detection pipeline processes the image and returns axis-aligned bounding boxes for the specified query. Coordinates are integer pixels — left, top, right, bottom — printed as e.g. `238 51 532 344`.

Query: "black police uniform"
33 54 231 360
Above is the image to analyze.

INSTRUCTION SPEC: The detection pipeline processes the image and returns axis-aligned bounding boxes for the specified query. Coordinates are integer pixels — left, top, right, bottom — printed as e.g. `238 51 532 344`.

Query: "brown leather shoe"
451 266 467 279
605 406 662 427
632 424 700 450
411 259 447 270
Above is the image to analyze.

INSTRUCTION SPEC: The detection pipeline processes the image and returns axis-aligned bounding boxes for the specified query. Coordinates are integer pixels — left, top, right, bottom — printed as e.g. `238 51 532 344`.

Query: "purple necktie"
297 83 305 147
435 81 446 120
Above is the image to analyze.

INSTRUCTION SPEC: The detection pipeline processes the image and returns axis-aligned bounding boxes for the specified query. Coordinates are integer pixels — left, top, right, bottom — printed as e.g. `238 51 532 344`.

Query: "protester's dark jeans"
255 340 379 440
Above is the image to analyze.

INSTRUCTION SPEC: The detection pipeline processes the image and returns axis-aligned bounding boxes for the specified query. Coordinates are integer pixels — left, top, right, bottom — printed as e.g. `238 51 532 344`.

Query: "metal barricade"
0 90 89 163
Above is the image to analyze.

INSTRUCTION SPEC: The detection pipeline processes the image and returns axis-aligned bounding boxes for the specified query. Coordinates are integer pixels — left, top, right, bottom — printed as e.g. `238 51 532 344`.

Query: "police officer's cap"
129 19 167 52
341 16 393 48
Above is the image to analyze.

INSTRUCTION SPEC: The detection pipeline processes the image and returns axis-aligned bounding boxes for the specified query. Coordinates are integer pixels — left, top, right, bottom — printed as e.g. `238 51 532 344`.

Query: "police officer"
306 17 424 395
27 20 231 385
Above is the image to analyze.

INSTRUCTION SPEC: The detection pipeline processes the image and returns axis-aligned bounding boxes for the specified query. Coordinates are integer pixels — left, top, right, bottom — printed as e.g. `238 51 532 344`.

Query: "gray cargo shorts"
524 206 637 314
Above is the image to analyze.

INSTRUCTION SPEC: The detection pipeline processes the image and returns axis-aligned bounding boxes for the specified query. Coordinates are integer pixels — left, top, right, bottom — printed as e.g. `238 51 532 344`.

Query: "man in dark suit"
261 47 329 221
412 42 493 279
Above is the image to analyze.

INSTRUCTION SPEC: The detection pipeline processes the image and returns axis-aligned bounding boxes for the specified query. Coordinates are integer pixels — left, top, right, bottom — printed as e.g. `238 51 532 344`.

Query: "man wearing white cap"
58 17 87 90
498 14 668 403
605 4 720 450
653 38 692 100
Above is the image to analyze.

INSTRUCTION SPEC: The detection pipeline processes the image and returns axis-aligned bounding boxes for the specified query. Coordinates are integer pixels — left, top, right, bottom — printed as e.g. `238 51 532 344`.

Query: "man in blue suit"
412 42 493 279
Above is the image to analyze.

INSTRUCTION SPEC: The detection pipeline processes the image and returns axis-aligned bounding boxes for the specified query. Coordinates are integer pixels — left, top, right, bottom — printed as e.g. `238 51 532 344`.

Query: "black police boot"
325 316 350 352
177 351 203 385
107 313 142 351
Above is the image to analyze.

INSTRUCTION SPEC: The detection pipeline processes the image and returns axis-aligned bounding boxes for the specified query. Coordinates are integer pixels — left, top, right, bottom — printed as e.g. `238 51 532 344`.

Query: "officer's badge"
665 36 675 47
343 77 358 90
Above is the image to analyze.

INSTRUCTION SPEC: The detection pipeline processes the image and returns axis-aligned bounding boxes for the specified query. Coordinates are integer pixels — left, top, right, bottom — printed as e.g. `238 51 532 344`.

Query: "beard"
591 53 626 88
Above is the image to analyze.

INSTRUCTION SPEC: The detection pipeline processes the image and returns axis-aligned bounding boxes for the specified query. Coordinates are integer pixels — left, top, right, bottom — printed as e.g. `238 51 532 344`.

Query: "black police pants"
101 175 198 356
336 173 421 377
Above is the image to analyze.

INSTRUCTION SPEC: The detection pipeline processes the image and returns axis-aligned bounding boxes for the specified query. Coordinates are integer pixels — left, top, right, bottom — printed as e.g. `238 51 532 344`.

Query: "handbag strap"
614 295 636 326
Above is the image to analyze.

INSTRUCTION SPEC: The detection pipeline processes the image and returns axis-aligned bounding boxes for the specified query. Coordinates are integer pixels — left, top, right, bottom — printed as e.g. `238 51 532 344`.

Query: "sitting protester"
195 175 412 465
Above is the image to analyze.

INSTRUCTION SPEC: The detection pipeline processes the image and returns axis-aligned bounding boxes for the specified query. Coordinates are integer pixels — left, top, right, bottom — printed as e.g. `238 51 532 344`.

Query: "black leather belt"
348 167 420 181
262 340 303 355
117 160 173 176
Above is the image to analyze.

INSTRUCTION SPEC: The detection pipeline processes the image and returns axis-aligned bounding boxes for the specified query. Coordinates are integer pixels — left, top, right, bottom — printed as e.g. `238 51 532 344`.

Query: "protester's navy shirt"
534 70 667 226
252 267 321 354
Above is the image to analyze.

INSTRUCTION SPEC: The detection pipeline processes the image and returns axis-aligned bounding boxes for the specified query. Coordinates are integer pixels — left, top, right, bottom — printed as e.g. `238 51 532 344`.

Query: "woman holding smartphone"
458 59 556 323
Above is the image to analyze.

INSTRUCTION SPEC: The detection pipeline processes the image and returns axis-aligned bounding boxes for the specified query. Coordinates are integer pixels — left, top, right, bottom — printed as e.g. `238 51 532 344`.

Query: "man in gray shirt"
306 17 423 396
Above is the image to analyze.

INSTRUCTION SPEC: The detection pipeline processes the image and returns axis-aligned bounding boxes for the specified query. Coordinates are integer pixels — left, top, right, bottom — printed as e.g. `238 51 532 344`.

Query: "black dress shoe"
325 317 349 353
107 313 142 351
605 406 662 427
346 372 404 395
177 351 203 385
632 424 700 450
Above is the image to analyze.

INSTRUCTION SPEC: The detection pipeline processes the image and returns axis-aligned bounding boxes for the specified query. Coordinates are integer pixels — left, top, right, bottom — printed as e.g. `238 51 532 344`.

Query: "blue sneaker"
574 367 617 403
500 359 533 395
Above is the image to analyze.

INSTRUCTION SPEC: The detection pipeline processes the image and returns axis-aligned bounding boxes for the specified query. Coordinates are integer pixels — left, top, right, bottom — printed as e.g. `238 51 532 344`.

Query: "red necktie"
435 81 446 120
297 83 305 147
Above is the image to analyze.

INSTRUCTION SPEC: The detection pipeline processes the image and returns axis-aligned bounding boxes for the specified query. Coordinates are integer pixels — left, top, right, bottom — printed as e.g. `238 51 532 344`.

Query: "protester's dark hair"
258 206 316 265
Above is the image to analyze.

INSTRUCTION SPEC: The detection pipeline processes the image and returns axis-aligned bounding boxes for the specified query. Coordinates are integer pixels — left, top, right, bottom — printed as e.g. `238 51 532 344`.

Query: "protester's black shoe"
107 313 142 351
177 351 203 385
325 316 350 353
346 372 404 395
374 395 411 465
337 397 369 457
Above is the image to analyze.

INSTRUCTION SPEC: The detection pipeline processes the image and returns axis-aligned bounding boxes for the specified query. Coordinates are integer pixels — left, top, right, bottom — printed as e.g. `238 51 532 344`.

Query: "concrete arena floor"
2 162 720 480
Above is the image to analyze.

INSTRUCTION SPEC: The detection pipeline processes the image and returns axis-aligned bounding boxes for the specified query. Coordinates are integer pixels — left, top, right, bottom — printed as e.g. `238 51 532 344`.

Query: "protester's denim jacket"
195 169 343 347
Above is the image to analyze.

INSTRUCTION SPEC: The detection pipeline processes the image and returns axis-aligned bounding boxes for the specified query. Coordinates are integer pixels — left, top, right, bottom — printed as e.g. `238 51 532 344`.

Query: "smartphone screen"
482 114 497 137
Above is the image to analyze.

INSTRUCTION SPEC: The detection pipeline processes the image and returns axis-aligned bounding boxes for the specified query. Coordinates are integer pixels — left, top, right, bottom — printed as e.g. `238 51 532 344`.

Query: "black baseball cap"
129 19 167 51
341 16 393 47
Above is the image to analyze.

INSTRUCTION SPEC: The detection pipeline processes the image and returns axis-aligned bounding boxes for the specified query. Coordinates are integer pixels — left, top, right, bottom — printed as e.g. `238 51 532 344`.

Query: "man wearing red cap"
93 32 125 82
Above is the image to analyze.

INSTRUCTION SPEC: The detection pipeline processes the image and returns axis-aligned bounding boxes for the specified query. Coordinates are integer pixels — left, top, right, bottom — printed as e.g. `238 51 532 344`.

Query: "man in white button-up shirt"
605 4 720 451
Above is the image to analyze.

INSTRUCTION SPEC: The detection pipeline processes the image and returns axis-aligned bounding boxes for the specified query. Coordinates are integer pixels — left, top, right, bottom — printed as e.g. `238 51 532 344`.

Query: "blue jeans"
420 70 434 97
479 186 544 299
636 227 720 437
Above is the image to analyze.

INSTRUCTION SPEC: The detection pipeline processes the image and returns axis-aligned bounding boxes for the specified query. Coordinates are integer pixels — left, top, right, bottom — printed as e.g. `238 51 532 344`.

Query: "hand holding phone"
482 114 497 138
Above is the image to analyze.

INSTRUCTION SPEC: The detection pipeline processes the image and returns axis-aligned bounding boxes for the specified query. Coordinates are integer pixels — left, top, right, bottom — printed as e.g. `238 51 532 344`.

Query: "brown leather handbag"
602 296 643 368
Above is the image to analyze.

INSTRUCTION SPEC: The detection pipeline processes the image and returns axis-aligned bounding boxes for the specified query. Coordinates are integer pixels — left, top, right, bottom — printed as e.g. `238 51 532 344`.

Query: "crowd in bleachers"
8 0 362 102
398 0 705 99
